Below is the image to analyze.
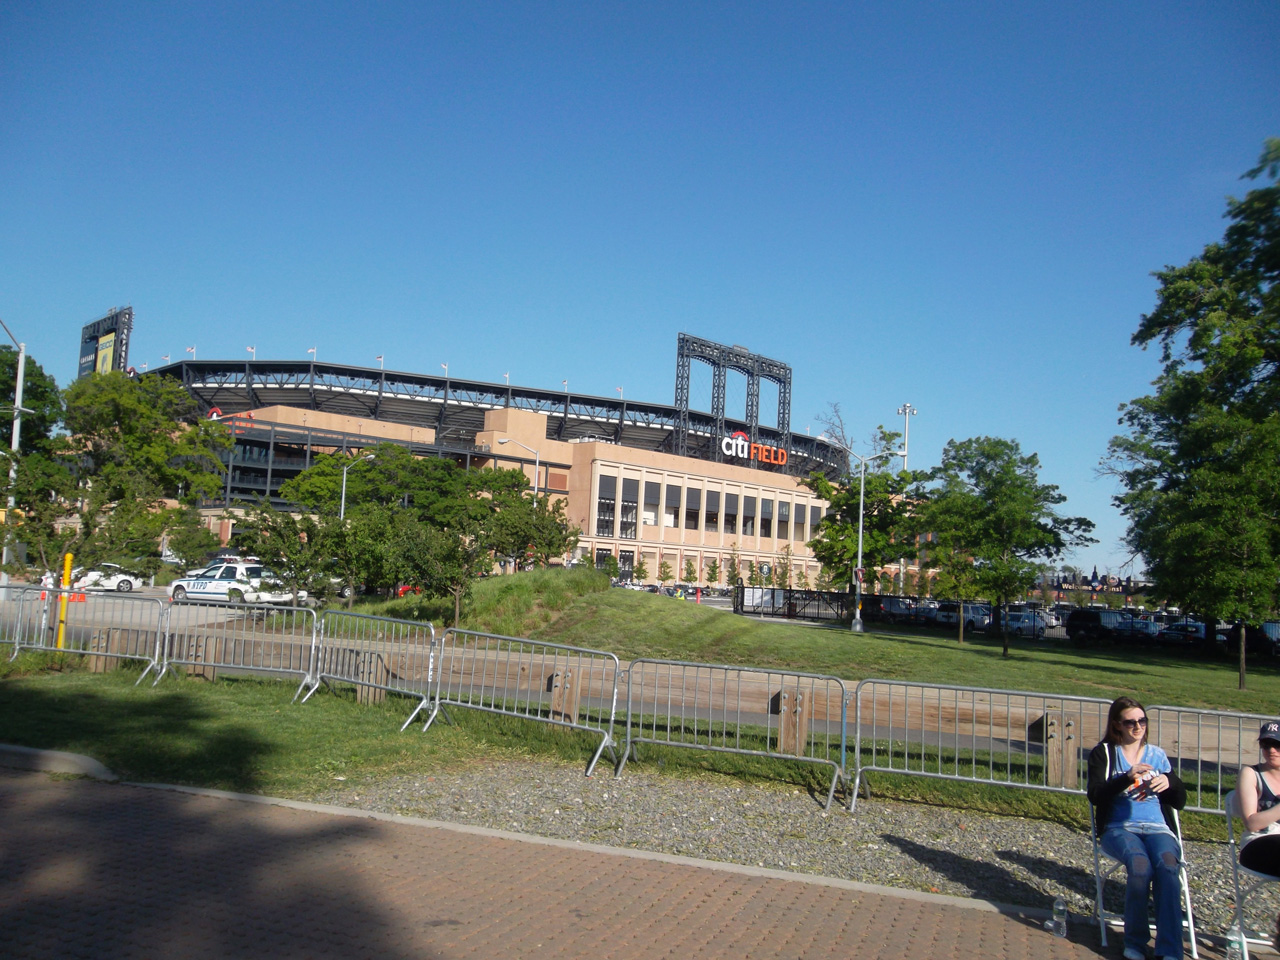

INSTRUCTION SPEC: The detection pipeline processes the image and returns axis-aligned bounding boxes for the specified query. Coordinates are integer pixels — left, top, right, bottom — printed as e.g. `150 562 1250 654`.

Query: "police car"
166 562 303 605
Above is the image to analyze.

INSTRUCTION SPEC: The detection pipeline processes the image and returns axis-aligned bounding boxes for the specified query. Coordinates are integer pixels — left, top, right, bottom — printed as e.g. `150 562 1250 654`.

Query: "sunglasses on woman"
1121 717 1148 729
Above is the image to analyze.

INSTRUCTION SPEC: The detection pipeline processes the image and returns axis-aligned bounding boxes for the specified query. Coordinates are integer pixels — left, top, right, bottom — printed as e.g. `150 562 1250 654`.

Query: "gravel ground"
310 758 1280 947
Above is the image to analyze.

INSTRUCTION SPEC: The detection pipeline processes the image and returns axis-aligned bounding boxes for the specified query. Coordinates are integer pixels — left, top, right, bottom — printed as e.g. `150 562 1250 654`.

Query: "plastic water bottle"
1051 896 1068 938
1225 922 1244 960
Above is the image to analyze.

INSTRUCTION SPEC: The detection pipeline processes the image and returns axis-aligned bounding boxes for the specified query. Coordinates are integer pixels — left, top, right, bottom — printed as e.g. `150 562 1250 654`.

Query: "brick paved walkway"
0 767 1154 959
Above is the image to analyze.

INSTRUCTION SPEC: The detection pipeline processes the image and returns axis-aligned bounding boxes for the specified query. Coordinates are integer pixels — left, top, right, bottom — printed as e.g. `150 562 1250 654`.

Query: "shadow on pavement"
0 770 439 959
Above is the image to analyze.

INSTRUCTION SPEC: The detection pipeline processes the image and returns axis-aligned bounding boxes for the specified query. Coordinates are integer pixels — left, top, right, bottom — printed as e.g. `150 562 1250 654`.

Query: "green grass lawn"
3 568 1276 838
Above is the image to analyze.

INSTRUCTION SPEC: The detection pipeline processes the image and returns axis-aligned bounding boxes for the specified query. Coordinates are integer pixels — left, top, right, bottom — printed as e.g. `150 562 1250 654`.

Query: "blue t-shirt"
1109 744 1172 828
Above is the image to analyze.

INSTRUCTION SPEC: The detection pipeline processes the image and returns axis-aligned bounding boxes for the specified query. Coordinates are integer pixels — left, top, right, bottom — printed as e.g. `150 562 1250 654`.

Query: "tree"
4 371 230 578
803 426 920 593
0 347 61 454
633 554 650 582
162 507 220 568
725 545 740 585
682 557 697 585
775 544 794 587
1109 141 1280 689
657 559 673 586
705 557 720 586
234 502 325 605
916 436 1095 656
602 553 620 580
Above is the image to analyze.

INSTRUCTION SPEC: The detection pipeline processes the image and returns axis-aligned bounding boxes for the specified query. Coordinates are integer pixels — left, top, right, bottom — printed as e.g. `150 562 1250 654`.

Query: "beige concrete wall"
246 406 437 445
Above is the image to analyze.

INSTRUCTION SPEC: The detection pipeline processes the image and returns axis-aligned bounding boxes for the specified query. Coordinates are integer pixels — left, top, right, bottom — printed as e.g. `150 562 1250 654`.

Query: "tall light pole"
0 318 29 592
498 438 540 505
821 434 904 632
896 402 917 594
851 449 903 632
339 454 375 520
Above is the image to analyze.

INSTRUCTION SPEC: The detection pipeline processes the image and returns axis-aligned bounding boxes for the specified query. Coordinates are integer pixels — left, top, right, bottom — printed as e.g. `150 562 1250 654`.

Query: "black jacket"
1087 740 1186 837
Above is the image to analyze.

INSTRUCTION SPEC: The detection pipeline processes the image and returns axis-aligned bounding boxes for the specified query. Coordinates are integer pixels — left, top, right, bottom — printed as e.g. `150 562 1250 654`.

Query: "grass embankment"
3 569 1277 839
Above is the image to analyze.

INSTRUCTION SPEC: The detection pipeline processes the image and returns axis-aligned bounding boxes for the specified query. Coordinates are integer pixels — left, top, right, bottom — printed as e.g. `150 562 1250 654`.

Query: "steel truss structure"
673 334 791 462
159 357 841 479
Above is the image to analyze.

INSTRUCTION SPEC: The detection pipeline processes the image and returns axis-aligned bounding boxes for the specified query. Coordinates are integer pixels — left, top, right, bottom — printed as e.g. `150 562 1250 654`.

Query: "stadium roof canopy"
157 358 844 480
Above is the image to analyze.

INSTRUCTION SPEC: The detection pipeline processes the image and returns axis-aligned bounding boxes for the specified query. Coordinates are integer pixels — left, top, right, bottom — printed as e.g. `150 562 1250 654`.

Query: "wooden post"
1031 710 1078 788
86 629 119 674
355 653 389 705
774 688 812 756
548 668 581 724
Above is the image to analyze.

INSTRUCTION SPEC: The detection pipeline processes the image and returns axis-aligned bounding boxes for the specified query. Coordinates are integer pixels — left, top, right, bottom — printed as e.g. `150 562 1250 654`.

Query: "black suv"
1065 609 1139 645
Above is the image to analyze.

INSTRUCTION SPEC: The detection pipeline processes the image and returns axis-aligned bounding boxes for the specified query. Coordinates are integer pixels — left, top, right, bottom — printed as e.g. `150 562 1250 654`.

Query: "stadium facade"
161 337 848 585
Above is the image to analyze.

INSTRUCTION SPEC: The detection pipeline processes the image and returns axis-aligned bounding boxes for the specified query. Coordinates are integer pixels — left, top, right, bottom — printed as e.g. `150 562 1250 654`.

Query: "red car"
396 584 422 598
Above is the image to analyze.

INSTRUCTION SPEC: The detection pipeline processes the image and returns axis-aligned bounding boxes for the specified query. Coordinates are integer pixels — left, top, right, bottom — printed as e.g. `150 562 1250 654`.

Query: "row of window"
594 476 823 542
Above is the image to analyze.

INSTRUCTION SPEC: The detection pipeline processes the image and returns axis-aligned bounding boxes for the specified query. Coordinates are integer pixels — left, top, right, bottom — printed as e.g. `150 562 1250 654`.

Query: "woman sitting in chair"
1236 720 1280 947
1088 696 1188 960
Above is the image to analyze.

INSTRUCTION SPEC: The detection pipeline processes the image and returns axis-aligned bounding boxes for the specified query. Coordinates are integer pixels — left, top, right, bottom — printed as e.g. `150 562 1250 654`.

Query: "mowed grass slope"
533 583 1280 715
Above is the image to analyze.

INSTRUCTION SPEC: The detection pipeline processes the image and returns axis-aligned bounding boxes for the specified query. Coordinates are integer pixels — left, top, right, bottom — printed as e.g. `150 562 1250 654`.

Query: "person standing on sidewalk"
1087 696 1187 960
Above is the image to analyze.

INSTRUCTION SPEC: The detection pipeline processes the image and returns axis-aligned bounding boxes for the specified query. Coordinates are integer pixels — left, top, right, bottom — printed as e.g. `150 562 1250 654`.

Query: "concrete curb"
0 744 118 781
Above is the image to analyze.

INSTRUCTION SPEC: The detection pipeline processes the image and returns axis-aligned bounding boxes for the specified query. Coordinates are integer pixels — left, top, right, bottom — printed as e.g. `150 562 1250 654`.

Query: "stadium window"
643 481 660 526
619 478 639 540
760 499 773 538
724 492 738 535
595 548 613 570
596 475 616 538
619 550 634 577
743 496 756 537
684 487 701 531
664 484 681 528
704 490 720 533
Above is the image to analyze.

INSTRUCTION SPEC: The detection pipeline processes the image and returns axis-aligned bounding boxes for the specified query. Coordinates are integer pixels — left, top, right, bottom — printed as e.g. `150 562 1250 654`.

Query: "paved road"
0 766 1142 960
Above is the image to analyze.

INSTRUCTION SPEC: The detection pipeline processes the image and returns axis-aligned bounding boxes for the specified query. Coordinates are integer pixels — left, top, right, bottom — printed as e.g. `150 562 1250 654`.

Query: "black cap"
1259 721 1280 742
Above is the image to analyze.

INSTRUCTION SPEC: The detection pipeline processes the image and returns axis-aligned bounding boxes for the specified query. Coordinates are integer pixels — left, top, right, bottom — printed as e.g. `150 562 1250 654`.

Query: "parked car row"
166 561 303 605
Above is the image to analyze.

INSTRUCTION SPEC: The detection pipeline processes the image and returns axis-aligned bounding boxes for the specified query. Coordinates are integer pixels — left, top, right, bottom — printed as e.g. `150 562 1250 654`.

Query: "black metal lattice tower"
674 334 791 462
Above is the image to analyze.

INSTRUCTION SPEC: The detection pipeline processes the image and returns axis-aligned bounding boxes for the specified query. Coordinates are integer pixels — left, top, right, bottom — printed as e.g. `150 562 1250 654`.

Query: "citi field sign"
721 431 788 466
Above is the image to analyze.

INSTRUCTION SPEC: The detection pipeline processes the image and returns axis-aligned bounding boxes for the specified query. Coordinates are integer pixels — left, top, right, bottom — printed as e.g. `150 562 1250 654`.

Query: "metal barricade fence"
0 584 32 646
1148 704 1275 815
424 629 620 777
5 587 166 681
157 601 318 687
617 659 850 810
301 611 437 729
851 679 1113 811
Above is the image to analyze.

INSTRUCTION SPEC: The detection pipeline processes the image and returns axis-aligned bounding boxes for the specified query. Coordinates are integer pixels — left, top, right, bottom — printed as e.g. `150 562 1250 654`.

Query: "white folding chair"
1090 804 1199 958
1224 789 1280 960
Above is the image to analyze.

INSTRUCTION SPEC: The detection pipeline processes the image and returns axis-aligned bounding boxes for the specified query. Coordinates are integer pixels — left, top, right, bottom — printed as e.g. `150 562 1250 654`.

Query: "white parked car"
166 562 304 605
73 563 145 593
1007 611 1050 638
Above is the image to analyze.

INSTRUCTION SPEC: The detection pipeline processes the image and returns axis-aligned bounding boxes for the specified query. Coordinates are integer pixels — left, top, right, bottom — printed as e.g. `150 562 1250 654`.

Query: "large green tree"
916 436 1094 656
1109 140 1280 689
4 371 229 578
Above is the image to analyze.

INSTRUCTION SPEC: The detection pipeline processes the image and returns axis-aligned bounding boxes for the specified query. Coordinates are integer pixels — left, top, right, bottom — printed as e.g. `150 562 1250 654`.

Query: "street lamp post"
820 433 905 633
896 402 917 594
339 454 375 520
851 450 900 632
0 318 29 592
498 438 540 505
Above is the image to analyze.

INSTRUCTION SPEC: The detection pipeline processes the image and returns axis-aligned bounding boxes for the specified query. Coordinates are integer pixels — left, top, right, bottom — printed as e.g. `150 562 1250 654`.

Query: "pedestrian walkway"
0 766 1140 959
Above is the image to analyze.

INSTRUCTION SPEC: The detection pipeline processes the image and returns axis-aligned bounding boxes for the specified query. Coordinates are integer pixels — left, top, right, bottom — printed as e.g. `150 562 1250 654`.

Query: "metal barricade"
5 587 166 681
851 679 1113 811
157 601 318 687
0 584 32 647
618 659 850 810
424 629 620 777
301 611 437 729
1148 704 1275 814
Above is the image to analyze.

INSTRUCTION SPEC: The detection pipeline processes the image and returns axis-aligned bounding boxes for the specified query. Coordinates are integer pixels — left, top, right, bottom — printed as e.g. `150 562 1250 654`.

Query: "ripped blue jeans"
1101 824 1184 959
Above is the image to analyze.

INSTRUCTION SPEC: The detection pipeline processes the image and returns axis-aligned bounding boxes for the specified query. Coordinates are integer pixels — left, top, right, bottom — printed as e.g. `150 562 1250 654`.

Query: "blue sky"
2 2 1277 577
